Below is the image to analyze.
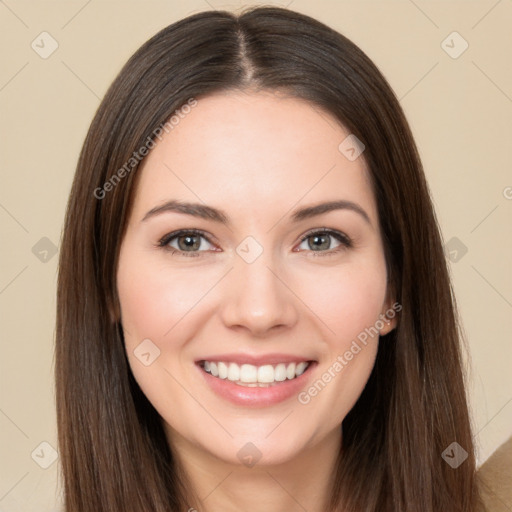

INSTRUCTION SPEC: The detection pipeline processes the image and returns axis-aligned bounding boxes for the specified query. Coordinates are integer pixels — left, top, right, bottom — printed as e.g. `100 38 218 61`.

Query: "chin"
209 432 312 468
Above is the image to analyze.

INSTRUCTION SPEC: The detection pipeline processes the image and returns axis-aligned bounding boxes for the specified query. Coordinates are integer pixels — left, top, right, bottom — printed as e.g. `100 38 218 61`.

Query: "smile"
199 360 311 387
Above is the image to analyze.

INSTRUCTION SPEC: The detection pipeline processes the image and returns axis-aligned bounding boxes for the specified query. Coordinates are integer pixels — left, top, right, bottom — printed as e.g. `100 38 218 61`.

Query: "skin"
117 89 397 512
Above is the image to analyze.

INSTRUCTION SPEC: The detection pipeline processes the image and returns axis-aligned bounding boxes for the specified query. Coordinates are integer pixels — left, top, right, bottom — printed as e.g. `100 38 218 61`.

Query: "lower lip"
196 362 317 407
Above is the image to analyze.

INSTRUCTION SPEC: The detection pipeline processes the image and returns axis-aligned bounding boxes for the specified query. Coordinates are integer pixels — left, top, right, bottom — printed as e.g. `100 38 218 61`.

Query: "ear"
378 294 400 336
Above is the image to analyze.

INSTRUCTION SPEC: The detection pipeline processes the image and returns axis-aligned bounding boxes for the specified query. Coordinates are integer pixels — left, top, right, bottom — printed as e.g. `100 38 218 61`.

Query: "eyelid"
157 228 217 252
298 226 351 245
157 227 352 257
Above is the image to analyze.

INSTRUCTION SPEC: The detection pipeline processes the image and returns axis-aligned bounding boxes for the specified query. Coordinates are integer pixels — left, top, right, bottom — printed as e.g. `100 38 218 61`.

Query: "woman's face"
117 89 396 467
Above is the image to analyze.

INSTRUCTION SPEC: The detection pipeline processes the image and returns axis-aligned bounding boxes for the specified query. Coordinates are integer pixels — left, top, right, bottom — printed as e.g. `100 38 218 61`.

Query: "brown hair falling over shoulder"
55 6 483 511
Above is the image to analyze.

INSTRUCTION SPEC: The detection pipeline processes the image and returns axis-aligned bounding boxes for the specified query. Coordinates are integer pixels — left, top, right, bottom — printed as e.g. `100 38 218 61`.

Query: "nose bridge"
219 240 298 334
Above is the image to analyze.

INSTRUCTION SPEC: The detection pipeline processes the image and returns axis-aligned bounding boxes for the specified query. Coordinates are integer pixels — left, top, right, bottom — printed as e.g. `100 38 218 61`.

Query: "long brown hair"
55 6 483 511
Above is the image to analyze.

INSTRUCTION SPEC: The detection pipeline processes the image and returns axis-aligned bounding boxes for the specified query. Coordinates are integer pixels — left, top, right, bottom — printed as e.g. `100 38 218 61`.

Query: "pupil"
179 234 200 251
310 234 329 251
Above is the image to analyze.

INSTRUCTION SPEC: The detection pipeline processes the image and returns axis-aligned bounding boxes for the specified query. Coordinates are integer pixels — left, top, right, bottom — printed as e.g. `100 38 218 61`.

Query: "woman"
55 6 484 511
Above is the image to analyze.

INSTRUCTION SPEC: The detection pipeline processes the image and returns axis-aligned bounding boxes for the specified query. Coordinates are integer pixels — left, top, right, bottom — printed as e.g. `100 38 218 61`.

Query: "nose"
219 250 299 337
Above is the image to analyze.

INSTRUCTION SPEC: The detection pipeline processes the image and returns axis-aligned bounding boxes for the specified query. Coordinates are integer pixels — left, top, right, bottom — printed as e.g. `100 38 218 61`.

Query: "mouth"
197 359 314 387
195 358 317 407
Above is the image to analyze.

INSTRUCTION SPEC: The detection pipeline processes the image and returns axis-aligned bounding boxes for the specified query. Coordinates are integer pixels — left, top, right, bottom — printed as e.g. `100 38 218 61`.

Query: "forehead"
129 90 377 226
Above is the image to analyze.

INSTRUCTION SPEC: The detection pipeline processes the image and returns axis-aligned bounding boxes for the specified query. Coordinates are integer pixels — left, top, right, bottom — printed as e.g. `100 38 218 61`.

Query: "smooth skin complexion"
116 89 397 512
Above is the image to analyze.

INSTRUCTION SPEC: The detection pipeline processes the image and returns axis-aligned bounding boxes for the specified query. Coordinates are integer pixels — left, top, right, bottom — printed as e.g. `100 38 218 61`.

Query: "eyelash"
157 228 352 258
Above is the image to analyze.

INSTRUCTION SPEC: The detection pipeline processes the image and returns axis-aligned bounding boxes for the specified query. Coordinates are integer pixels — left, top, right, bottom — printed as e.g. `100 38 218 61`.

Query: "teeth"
201 360 311 384
274 363 287 382
218 362 228 379
240 363 258 383
295 361 308 376
227 362 239 381
258 365 274 383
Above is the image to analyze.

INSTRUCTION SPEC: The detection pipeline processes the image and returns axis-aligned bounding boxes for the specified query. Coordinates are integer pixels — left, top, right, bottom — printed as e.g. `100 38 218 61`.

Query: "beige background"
1 0 511 510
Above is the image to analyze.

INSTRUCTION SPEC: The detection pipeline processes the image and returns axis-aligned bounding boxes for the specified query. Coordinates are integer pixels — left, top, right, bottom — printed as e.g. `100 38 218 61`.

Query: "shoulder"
476 435 512 512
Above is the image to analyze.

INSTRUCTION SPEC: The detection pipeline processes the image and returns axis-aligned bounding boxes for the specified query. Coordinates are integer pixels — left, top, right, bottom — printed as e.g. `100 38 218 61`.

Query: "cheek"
116 246 207 418
292 256 386 416
297 256 388 344
116 247 216 344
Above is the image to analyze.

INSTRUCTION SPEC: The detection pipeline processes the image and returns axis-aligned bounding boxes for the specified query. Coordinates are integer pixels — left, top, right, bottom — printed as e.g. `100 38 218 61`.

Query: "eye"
157 227 352 258
295 228 352 257
158 229 216 257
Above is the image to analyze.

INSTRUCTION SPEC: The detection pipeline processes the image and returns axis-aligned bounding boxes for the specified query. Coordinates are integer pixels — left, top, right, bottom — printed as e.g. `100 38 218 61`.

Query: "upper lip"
195 353 315 366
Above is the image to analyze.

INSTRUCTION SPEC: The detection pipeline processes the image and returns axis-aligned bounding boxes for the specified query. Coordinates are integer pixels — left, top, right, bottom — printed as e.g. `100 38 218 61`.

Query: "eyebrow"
141 199 371 226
